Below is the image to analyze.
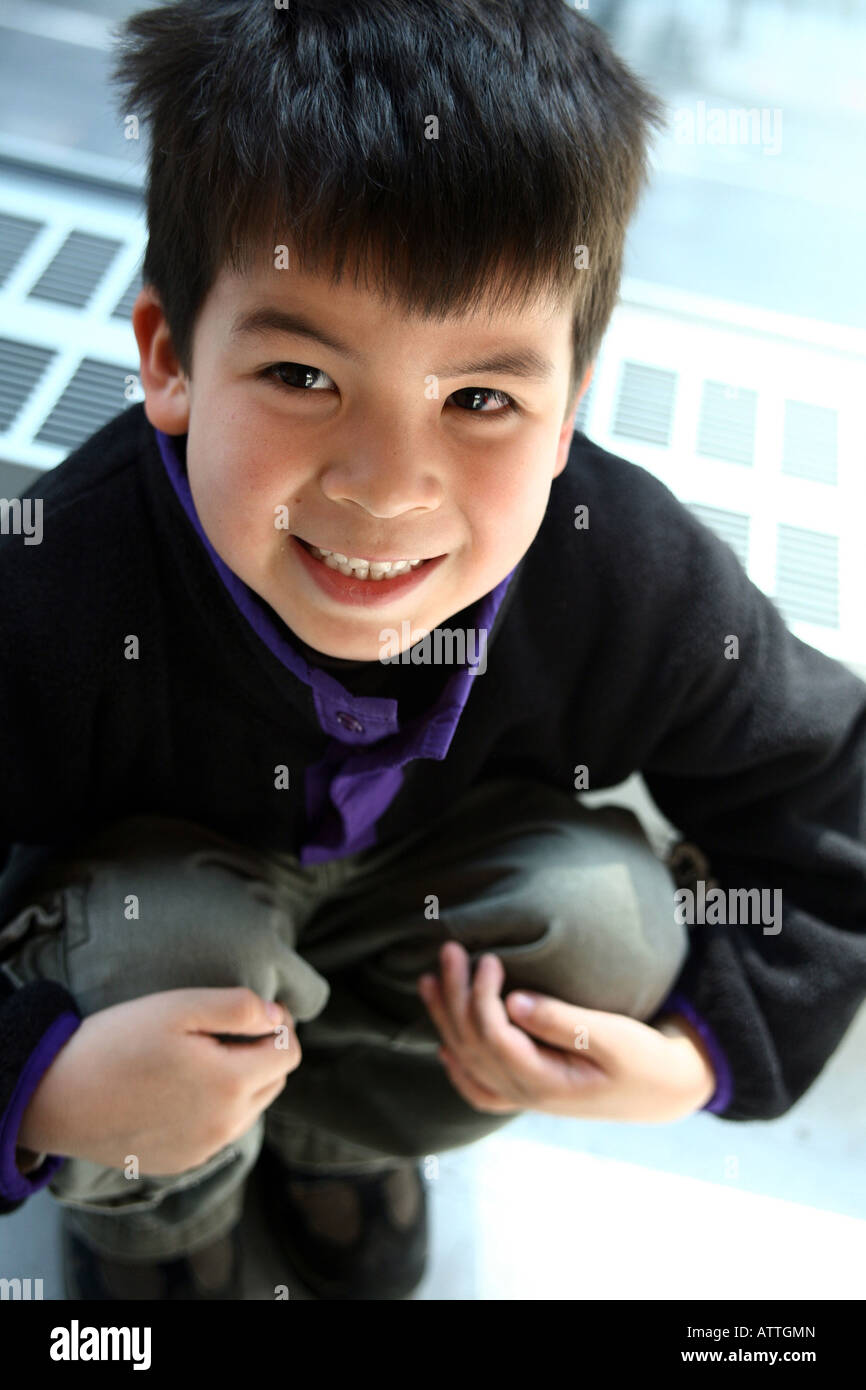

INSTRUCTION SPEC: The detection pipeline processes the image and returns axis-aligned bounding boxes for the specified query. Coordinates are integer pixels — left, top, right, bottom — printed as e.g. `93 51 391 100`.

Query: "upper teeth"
307 543 426 580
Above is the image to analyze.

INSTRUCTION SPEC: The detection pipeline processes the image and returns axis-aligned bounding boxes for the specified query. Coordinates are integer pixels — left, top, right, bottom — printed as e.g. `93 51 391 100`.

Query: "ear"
131 286 192 434
552 364 594 478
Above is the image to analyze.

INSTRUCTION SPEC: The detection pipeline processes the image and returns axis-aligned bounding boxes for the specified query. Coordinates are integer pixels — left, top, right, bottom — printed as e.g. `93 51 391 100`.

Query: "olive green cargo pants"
0 777 687 1260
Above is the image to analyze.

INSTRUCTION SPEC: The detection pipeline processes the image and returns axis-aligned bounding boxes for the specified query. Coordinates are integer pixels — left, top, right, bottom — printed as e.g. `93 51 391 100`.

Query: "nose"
318 423 441 519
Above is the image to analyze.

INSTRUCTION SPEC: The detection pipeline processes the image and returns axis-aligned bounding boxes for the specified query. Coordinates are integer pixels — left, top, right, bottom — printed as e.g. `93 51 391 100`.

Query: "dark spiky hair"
110 0 666 412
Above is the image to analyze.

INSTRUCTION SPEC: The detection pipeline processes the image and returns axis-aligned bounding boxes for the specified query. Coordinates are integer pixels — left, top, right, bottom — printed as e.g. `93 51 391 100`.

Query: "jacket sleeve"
0 514 95 1212
640 508 866 1121
0 966 81 1212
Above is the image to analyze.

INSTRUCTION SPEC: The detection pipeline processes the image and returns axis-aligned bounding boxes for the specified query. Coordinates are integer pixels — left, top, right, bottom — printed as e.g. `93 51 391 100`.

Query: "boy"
1 0 865 1302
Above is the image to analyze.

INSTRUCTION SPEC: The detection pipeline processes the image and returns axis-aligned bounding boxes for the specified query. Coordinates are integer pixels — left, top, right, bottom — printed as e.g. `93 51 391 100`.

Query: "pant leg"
0 780 688 1248
263 777 688 1165
0 815 334 1260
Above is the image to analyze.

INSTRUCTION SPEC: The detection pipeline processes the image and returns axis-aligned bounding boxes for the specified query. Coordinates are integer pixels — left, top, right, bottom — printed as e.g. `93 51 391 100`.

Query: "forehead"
208 235 574 370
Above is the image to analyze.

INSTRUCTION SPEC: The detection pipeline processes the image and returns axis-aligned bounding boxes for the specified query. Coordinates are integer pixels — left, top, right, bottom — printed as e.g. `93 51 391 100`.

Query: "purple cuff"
0 1012 81 1202
657 991 734 1114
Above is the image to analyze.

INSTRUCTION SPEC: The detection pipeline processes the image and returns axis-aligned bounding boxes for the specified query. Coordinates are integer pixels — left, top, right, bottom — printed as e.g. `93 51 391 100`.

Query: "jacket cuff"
655 989 735 1114
0 1009 81 1203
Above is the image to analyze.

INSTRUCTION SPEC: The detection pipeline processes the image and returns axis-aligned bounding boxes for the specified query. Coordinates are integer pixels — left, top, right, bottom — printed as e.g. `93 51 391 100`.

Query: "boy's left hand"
417 941 717 1123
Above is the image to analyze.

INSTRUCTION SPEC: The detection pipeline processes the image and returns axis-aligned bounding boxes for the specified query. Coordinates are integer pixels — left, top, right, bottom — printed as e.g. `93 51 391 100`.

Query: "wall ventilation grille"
696 380 757 466
775 524 839 629
112 268 143 322
0 335 56 433
782 400 838 484
0 210 44 288
33 357 138 451
611 361 678 446
27 229 124 310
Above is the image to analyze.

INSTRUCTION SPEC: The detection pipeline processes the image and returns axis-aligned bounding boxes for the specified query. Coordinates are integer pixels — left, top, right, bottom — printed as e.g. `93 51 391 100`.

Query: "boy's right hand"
16 987 300 1176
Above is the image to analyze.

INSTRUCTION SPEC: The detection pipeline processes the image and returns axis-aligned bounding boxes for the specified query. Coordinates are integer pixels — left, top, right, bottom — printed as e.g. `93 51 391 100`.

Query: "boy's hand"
417 942 717 1124
16 987 300 1176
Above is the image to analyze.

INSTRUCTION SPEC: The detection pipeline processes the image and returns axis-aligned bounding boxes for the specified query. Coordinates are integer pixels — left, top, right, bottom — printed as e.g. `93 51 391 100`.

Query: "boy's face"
134 246 587 662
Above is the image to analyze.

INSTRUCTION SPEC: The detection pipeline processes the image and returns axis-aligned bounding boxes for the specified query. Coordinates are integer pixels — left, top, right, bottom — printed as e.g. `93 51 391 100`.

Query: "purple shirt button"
335 711 365 733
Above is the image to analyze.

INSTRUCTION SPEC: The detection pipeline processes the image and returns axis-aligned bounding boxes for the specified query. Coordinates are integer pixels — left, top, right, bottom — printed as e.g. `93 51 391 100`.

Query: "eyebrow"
230 306 556 381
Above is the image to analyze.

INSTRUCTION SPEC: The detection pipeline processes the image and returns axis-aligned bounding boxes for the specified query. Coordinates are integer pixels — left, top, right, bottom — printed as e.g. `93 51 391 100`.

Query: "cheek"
190 438 298 540
474 450 551 526
461 473 545 576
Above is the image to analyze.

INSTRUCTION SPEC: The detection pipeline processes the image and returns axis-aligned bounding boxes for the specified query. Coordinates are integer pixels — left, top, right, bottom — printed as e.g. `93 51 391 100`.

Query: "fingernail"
510 993 534 1014
266 1002 283 1023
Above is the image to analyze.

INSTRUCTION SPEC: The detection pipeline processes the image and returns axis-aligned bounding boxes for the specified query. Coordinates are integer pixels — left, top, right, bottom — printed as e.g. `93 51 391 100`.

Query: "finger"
465 954 536 1089
423 960 526 1097
438 940 473 1046
466 954 565 1093
468 953 515 1046
438 1048 523 1115
224 1022 301 1085
252 1072 291 1106
505 995 628 1069
449 948 525 1094
418 972 463 1058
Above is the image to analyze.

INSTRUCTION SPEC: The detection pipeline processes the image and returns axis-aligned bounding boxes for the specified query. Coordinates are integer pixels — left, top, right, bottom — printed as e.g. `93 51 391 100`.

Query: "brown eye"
451 387 516 415
260 363 332 390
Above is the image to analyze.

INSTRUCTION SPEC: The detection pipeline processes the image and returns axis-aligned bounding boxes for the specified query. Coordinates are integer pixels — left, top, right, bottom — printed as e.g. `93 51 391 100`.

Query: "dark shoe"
255 1143 428 1300
61 1213 243 1300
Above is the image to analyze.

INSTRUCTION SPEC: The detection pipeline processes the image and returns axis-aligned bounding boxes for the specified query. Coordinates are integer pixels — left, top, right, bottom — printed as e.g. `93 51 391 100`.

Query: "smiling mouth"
296 537 443 580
